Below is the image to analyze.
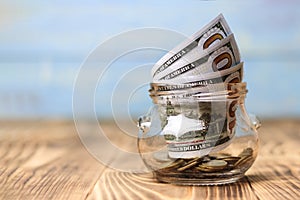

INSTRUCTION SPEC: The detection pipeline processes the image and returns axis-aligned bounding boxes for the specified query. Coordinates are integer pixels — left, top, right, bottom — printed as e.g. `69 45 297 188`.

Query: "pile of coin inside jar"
144 14 255 181
152 147 254 178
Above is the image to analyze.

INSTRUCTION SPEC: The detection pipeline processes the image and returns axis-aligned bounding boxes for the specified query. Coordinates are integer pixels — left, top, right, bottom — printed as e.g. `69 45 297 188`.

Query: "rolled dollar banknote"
154 34 240 81
150 62 243 92
151 13 231 78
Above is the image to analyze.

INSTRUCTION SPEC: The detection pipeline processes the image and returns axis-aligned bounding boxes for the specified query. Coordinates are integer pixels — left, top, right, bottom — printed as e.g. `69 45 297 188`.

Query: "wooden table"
0 120 299 200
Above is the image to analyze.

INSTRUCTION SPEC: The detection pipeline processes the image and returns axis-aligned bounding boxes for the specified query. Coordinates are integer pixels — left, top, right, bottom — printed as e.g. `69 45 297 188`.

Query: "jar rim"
149 82 247 105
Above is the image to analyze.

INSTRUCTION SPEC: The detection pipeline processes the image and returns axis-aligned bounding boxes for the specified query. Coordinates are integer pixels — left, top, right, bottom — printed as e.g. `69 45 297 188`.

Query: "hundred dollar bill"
154 34 240 81
151 14 231 78
150 62 243 92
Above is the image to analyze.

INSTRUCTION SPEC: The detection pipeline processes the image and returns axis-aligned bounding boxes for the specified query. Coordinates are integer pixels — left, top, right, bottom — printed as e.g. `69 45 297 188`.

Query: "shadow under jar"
137 83 260 185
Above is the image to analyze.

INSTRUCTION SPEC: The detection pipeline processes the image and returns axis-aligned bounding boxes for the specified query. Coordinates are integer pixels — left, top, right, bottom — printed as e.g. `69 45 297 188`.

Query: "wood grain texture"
0 119 299 200
0 121 104 200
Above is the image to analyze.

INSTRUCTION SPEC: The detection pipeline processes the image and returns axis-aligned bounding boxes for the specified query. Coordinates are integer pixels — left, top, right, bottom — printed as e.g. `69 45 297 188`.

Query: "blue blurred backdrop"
1 0 300 119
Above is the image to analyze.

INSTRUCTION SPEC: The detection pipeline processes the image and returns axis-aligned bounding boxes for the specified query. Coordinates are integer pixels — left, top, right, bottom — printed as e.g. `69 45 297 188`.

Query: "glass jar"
137 83 260 185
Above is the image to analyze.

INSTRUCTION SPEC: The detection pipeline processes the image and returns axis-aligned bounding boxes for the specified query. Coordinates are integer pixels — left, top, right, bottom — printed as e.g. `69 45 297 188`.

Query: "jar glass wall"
137 84 259 185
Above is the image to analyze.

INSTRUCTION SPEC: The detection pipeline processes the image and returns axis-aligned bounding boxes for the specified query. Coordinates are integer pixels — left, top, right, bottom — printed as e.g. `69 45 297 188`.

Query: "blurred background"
1 0 300 120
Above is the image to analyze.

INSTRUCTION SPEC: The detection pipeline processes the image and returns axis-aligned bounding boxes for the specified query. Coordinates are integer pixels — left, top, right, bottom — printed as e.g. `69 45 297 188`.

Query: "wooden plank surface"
0 120 299 200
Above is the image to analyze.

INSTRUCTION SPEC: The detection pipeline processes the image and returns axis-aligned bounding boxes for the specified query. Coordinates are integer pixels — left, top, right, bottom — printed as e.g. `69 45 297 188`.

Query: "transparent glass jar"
137 84 260 185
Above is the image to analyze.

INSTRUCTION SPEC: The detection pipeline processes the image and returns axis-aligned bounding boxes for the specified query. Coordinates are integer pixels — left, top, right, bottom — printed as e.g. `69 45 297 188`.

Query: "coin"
195 159 228 172
177 157 201 171
221 156 241 164
238 147 253 157
202 159 228 168
234 155 253 167
209 152 231 159
195 166 217 172
161 159 185 170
